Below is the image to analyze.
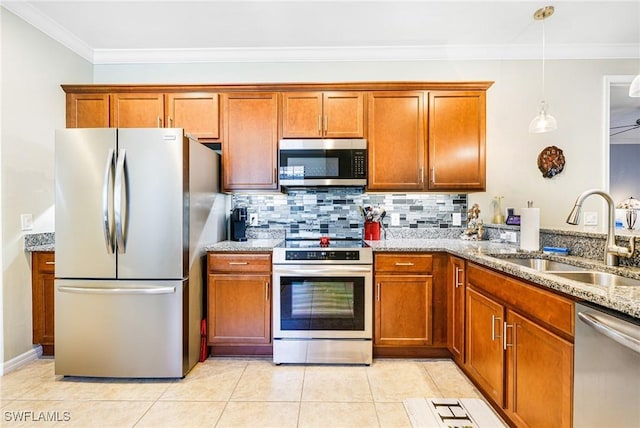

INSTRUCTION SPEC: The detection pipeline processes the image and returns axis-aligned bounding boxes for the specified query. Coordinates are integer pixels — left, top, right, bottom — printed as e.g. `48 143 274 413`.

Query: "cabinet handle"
228 262 248 265
274 167 277 184
376 283 381 301
157 116 162 128
419 167 424 184
395 262 414 266
454 266 460 288
265 282 269 301
430 167 435 183
503 322 513 350
168 116 173 127
318 115 322 136
491 315 502 341
45 261 56 265
324 115 328 134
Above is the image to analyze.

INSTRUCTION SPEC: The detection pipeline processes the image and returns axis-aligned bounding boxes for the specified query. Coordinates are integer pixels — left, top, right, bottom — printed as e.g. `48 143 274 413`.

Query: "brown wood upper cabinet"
66 91 220 140
222 92 279 192
367 91 426 190
281 92 365 138
428 91 486 191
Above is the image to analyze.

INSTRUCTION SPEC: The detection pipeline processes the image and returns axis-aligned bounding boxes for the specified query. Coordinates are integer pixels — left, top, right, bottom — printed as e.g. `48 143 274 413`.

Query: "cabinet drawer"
375 253 433 274
467 263 574 337
208 253 271 273
35 252 56 274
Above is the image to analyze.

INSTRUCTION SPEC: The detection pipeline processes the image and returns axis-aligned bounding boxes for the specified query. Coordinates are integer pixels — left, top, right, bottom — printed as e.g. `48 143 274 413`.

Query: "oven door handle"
273 266 372 275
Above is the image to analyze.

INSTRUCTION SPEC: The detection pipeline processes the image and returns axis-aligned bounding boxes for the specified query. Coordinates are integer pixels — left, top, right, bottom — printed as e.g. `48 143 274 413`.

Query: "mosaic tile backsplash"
232 188 467 239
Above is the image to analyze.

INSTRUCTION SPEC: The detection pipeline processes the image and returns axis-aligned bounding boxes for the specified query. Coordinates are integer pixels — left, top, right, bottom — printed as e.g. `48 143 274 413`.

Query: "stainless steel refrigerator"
54 128 226 378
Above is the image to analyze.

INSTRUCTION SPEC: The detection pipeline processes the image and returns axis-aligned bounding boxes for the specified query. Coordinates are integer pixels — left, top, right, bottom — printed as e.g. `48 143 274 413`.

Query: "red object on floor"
199 319 208 362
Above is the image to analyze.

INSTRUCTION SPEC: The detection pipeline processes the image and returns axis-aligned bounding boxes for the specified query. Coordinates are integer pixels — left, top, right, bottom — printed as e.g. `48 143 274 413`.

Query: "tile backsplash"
232 188 467 239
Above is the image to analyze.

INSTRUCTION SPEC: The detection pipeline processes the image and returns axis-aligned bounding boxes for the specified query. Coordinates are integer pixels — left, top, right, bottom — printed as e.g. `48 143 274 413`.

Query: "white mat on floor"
403 397 506 428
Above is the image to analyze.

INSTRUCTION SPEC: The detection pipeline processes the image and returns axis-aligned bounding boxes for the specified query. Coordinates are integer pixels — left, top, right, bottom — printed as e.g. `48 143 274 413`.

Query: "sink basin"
550 271 640 287
498 257 587 272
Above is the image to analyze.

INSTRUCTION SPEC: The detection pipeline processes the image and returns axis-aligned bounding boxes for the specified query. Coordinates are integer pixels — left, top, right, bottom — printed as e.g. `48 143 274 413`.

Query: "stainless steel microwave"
278 139 367 187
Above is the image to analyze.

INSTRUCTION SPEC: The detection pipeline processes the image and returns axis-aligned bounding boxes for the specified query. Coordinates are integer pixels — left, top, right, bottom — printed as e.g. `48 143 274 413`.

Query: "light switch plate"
452 213 462 226
584 211 598 226
20 213 33 231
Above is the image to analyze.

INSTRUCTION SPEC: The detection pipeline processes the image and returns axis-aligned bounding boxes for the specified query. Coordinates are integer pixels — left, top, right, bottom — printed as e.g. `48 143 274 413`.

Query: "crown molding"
3 2 638 65
2 1 94 62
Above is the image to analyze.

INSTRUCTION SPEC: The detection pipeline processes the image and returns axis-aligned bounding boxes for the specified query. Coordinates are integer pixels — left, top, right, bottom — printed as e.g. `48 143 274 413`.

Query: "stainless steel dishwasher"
573 302 640 427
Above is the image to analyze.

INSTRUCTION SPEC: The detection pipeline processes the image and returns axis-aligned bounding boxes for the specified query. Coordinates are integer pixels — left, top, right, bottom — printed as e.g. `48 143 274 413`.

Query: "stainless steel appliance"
573 302 640 427
230 206 248 241
54 128 226 378
272 239 373 364
278 139 367 187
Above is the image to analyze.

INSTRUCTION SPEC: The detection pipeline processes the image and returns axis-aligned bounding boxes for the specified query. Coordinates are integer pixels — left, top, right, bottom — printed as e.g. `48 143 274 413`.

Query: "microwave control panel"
353 150 367 178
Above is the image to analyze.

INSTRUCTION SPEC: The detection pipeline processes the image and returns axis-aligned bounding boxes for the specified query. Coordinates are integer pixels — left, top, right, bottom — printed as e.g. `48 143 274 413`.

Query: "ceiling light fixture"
529 5 557 133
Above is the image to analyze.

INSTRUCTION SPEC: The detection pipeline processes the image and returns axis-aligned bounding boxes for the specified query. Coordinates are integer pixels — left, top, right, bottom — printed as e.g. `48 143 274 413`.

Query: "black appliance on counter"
230 207 248 241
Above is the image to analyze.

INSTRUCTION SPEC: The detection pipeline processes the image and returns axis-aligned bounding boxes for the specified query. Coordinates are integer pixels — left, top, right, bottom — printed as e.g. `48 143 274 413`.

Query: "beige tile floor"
0 357 483 427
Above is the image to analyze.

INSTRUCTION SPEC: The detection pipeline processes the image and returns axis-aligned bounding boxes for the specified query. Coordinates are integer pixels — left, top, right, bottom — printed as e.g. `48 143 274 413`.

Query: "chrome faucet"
566 189 636 266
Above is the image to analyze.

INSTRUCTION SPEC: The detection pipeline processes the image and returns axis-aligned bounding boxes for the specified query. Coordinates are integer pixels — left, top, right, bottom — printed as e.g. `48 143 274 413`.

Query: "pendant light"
529 6 557 133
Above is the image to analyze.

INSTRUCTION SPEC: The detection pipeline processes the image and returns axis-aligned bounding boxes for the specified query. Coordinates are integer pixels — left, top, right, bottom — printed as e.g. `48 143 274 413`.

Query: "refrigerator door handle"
114 149 128 253
58 286 176 295
102 148 116 254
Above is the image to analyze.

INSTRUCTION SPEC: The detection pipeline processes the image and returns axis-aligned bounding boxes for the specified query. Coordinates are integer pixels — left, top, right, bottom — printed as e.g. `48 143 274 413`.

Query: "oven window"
279 276 365 331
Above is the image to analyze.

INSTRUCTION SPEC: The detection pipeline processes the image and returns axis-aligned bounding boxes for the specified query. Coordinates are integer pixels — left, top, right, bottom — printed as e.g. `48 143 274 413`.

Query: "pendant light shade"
630 74 640 97
529 6 557 133
529 101 558 133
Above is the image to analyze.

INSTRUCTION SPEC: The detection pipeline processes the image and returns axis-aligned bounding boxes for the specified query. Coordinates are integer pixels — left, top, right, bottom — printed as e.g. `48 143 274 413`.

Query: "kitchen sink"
498 257 587 272
550 271 640 287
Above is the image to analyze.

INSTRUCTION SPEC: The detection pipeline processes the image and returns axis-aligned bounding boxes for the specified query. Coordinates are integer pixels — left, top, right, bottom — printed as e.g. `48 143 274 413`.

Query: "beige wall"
1 8 92 363
95 59 637 228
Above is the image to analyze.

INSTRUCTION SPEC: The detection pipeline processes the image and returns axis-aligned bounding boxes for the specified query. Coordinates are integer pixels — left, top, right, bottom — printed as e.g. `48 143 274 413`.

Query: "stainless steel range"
272 239 373 365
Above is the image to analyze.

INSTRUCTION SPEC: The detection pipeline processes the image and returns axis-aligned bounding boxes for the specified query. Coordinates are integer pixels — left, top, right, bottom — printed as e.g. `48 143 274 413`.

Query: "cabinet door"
66 93 110 128
110 93 165 128
428 91 486 190
281 92 323 137
374 274 432 346
505 310 573 428
31 252 55 355
222 92 279 191
448 256 466 362
465 287 505 407
367 91 425 190
323 92 365 138
208 274 271 345
166 92 220 139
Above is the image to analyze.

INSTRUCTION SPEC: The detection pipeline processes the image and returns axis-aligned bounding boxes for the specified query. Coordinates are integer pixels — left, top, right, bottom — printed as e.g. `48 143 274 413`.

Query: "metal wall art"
537 145 565 178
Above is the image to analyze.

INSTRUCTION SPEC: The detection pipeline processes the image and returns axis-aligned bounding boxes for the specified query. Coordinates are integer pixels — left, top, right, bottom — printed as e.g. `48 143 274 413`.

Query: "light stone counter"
204 239 283 252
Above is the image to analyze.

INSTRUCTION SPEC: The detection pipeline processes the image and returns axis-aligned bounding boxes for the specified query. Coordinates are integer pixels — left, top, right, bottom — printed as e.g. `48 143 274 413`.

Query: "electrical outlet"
584 211 598 226
20 214 33 231
250 212 259 226
452 212 462 226
505 231 517 243
391 213 400 226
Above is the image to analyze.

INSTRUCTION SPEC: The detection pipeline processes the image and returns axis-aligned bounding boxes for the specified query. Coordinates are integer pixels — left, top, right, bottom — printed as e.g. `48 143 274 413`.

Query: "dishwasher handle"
578 311 640 354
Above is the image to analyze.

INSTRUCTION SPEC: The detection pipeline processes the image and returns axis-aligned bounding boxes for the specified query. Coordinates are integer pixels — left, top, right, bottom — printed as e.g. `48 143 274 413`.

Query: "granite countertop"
26 233 640 319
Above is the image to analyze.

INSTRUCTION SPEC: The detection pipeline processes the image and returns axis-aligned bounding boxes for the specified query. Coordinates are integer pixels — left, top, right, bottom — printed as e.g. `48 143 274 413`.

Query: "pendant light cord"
542 17 546 101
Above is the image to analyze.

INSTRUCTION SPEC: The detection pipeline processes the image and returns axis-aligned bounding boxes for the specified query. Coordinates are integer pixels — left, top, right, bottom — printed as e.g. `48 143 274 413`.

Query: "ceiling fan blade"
610 125 640 137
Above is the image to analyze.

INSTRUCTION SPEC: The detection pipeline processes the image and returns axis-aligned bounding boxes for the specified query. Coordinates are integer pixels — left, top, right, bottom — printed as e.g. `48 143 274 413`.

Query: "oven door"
272 264 372 339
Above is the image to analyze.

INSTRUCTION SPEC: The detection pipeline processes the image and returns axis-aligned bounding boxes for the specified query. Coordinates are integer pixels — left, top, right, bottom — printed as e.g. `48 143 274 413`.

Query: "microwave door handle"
114 149 128 253
102 149 115 254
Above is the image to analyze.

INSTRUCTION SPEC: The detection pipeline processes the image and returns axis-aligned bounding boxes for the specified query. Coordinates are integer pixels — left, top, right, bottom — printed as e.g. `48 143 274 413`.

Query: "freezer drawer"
55 279 186 378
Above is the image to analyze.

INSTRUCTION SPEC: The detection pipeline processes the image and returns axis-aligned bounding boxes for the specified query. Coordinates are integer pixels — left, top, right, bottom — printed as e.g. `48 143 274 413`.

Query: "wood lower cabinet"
222 92 279 191
281 91 365 138
464 262 574 428
447 256 466 363
427 91 486 191
367 91 425 190
31 251 55 356
207 252 272 356
373 253 448 357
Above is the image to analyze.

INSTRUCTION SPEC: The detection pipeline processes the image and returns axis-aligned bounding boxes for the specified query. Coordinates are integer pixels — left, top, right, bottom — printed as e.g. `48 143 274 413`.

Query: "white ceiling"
2 1 640 64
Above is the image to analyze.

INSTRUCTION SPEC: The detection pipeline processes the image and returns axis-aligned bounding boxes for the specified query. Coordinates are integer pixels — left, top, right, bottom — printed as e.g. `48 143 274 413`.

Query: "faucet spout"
566 189 635 266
